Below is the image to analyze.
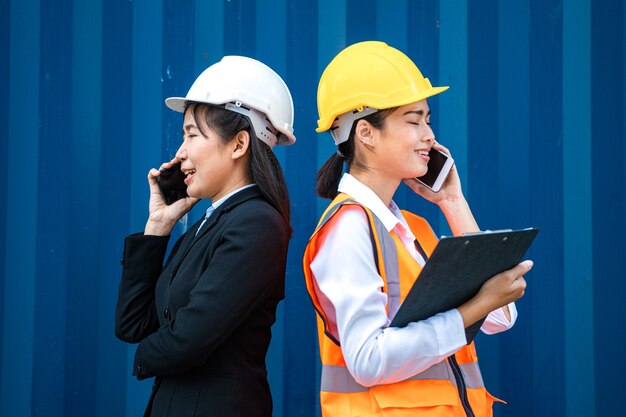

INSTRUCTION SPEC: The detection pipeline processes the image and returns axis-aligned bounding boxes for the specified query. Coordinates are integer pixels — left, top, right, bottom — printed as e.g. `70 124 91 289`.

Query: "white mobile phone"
415 148 454 192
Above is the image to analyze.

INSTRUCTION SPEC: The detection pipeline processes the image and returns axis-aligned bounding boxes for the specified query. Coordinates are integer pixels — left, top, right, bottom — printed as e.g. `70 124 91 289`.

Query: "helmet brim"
164 96 297 145
164 97 187 113
316 85 449 133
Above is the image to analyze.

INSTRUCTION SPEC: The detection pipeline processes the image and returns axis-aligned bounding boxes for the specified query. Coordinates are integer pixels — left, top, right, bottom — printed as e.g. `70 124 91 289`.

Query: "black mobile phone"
156 163 188 205
415 148 455 192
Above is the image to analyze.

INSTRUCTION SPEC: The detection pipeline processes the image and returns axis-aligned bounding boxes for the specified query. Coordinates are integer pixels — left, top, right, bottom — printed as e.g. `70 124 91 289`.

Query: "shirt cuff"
481 303 518 335
433 309 468 353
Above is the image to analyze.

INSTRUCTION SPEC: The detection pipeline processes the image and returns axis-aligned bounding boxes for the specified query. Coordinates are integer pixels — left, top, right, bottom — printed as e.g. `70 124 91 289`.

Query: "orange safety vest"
303 194 502 417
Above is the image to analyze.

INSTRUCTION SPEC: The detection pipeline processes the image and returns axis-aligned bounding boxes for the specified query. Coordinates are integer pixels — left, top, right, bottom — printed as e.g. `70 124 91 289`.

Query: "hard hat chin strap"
330 107 378 145
225 102 279 148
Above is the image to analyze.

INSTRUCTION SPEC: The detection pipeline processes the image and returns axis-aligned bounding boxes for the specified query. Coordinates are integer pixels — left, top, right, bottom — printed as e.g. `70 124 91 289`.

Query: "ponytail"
316 139 353 199
316 153 345 199
248 137 293 236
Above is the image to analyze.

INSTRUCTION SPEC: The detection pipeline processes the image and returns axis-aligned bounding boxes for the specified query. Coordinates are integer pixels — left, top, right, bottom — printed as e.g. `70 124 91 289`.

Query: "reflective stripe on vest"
374 213 401 319
314 196 402 319
321 360 485 393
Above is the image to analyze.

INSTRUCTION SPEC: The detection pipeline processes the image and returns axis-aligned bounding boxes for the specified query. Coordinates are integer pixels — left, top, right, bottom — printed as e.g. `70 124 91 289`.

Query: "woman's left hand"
404 142 480 235
403 141 465 206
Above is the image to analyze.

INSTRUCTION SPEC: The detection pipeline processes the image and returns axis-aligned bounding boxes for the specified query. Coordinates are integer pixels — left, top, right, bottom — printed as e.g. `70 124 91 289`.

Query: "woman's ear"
231 130 250 160
355 119 375 146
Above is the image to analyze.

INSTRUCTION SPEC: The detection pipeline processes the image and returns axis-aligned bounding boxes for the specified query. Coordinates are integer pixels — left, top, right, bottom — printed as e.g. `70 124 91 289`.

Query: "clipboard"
389 228 539 343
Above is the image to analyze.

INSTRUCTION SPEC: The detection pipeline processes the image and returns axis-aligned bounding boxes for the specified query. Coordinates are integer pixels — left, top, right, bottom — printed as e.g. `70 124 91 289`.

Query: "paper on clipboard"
389 228 539 343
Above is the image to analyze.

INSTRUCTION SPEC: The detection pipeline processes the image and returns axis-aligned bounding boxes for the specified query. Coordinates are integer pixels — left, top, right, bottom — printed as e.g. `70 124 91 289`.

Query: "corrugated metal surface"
1 1 624 416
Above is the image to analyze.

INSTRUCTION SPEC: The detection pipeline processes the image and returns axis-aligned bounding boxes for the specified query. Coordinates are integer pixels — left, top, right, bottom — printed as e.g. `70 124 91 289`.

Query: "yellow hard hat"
316 41 449 134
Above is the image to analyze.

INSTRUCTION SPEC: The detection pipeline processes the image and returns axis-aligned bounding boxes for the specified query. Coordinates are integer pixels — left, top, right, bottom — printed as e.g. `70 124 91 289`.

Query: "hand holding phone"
156 163 188 205
415 148 454 192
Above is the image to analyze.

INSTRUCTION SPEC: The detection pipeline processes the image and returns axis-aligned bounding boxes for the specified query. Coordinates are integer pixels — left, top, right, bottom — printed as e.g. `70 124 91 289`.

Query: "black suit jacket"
115 186 289 417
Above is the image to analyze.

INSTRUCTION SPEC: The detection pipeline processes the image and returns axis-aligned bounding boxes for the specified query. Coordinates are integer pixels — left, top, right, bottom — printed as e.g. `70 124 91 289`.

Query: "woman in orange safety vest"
302 41 534 417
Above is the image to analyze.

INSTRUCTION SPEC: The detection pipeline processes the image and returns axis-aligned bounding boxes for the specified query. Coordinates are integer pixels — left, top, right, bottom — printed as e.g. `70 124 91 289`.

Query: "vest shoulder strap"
400 209 439 256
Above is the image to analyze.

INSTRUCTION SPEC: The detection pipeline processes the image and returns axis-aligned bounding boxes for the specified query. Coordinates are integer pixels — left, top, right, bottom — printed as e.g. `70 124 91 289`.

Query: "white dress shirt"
309 173 517 387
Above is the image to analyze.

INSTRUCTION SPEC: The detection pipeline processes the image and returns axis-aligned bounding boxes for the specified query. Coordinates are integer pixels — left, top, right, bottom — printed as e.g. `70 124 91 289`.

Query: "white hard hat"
165 56 296 147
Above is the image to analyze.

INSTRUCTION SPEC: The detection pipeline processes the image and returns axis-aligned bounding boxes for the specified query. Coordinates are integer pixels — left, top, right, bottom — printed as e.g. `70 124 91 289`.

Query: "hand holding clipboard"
390 228 538 343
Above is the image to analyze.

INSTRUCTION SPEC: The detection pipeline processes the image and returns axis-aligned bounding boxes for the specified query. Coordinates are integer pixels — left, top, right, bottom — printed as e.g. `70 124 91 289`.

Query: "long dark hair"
188 103 292 234
316 108 397 199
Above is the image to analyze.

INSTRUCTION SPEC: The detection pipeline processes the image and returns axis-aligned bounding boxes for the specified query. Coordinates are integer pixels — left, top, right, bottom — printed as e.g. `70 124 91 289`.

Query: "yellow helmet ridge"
316 41 448 135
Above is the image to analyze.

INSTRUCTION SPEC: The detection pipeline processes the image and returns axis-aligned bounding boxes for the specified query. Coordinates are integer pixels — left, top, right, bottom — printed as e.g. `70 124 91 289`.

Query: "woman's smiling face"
175 105 237 201
370 99 436 180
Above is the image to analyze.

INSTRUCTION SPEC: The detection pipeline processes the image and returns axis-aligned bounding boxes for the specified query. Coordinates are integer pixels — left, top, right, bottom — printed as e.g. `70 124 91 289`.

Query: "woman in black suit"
115 56 296 417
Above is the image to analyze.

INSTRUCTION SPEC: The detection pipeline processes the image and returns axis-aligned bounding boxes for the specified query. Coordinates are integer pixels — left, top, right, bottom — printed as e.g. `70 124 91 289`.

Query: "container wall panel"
1 1 624 416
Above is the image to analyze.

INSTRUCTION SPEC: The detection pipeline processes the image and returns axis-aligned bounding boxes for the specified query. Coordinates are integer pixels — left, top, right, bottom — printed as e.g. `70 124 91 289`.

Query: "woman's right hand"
457 260 533 328
144 158 200 236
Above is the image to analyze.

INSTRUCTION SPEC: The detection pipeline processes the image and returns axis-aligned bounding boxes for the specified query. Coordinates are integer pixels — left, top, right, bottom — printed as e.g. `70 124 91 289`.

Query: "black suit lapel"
167 186 262 283
192 185 262 242
162 217 205 281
